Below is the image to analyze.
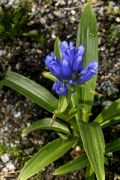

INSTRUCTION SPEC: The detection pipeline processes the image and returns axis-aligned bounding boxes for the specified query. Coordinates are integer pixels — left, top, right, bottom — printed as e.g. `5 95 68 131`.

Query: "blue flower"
52 81 68 96
60 58 72 80
76 45 84 57
45 41 98 96
60 41 75 68
73 56 82 72
77 62 98 83
45 53 62 79
45 53 55 66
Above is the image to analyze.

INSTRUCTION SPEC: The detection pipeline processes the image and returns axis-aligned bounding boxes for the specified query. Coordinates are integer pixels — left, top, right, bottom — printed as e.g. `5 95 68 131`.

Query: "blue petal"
88 62 98 72
76 45 84 57
73 56 82 72
69 47 76 67
45 53 56 66
48 61 62 79
69 42 74 49
60 58 72 80
63 42 75 67
60 41 68 53
45 53 62 79
52 81 68 96
77 62 98 83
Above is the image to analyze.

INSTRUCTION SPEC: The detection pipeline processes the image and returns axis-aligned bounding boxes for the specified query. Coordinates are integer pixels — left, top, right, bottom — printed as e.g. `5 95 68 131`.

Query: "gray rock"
6 161 15 171
1 154 10 163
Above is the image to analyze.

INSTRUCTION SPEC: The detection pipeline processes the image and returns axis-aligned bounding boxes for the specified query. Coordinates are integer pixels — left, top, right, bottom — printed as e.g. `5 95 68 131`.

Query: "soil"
0 0 120 179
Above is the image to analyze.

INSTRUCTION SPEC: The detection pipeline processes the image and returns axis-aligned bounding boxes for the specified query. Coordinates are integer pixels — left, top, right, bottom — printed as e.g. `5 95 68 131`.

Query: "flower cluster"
45 41 98 96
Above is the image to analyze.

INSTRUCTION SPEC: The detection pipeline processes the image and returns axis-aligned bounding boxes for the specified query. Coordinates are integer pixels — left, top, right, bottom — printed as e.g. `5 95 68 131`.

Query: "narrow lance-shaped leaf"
57 96 68 113
54 36 61 61
0 71 58 113
75 2 98 122
53 154 89 175
42 71 57 82
94 98 120 127
85 165 95 180
106 139 120 153
78 121 105 180
68 107 79 120
18 137 77 180
53 139 120 176
22 118 70 135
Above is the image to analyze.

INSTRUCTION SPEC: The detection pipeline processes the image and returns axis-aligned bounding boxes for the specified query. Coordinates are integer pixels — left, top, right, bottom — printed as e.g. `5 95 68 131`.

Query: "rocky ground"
0 0 120 179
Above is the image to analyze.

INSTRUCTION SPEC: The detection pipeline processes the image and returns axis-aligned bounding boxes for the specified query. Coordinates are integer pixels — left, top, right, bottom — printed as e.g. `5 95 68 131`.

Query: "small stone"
14 111 21 118
2 167 8 172
98 7 104 16
15 62 21 70
75 146 81 152
71 10 76 15
116 17 120 22
6 161 15 171
1 154 10 163
0 50 6 56
55 0 66 6
4 126 8 131
100 46 105 51
70 16 76 23
14 140 20 144
10 143 17 148
54 10 62 17
51 33 56 39
102 101 112 107
106 152 113 157
40 17 46 24
26 122 31 127
37 140 43 145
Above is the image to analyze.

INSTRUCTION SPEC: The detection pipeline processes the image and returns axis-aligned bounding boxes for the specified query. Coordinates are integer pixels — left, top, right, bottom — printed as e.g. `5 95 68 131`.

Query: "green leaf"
42 71 57 81
106 139 120 153
78 121 105 180
85 165 95 180
54 36 61 61
18 137 77 180
53 139 120 176
0 71 58 113
57 132 69 140
22 118 70 135
75 2 98 122
57 96 68 113
68 107 78 120
94 99 120 127
53 154 89 175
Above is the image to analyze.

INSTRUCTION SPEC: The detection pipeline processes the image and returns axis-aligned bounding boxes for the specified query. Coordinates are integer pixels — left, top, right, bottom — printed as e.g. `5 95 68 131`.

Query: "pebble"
1 154 10 163
6 161 15 171
102 100 112 107
14 111 22 118
0 50 6 56
71 10 76 15
116 17 120 22
10 143 16 148
55 0 66 6
51 33 56 39
106 152 113 157
0 0 119 179
2 167 9 172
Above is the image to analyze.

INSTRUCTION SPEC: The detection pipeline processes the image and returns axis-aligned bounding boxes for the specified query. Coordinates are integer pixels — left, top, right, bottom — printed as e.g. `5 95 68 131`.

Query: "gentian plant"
45 41 98 96
0 2 120 180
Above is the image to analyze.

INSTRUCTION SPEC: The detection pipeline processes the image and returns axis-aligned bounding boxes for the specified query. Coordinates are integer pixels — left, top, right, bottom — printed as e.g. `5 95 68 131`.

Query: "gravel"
0 0 120 179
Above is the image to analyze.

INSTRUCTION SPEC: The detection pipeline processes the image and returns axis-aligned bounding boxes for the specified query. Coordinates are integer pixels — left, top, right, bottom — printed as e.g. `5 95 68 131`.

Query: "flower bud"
52 81 68 96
